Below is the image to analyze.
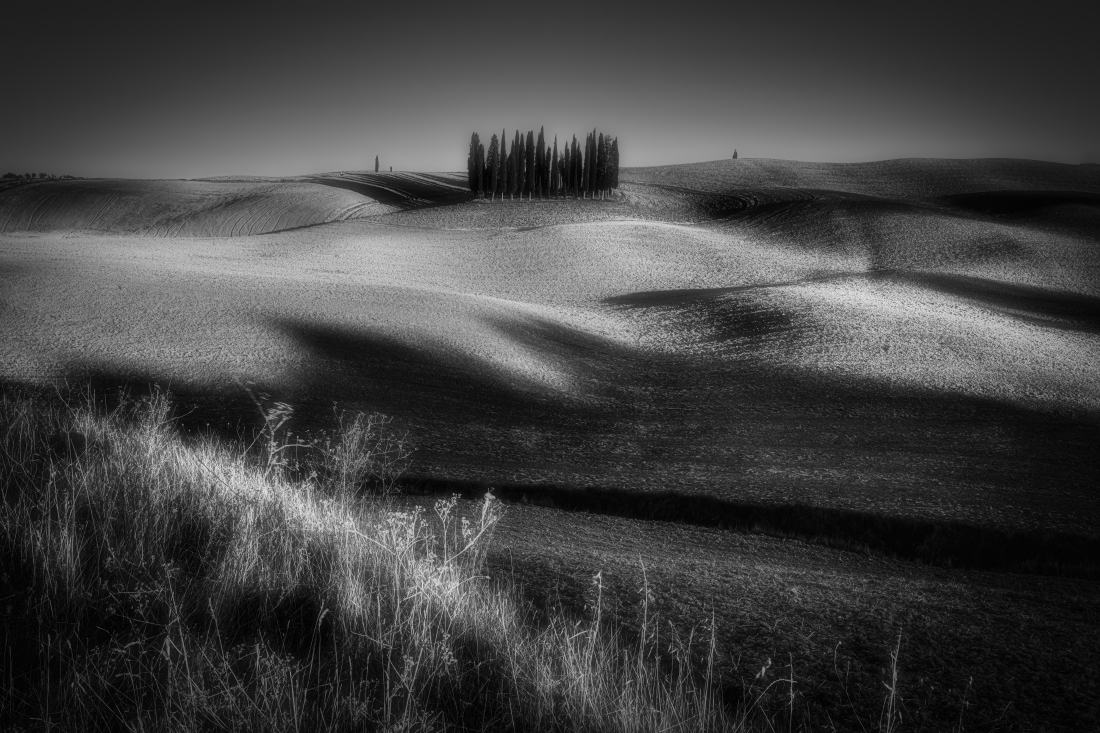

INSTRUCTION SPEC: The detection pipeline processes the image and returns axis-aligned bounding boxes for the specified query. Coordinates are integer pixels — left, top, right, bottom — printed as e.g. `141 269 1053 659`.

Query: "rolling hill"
2 157 1098 729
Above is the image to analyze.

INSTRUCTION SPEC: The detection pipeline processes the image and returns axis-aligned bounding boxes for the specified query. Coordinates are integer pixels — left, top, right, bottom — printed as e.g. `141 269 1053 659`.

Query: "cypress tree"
594 129 602 195
536 127 545 199
572 143 579 197
516 131 526 201
525 130 535 201
544 143 551 196
497 129 508 203
597 133 608 198
610 137 620 192
509 131 518 200
511 133 518 200
562 143 570 198
487 134 499 201
589 132 597 197
374 155 379 173
551 136 559 198
467 132 480 194
477 142 485 197
571 135 579 198
580 135 588 198
583 133 592 198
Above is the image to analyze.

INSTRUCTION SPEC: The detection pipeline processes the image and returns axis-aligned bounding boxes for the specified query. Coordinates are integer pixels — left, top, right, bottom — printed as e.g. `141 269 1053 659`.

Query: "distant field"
2 158 1098 729
0 172 469 237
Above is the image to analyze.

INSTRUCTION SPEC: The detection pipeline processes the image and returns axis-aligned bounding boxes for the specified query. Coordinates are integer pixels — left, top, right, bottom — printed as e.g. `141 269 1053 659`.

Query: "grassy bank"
0 388 745 731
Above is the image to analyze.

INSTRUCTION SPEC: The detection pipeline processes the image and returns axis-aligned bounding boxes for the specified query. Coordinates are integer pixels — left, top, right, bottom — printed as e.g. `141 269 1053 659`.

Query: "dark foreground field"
1 158 1098 730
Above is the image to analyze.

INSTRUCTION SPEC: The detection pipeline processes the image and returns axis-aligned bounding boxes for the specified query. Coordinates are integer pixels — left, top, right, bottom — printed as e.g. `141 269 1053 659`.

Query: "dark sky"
4 1 1095 178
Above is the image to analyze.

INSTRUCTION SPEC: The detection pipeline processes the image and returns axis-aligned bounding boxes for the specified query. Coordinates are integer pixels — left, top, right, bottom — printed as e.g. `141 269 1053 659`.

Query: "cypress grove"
466 127 619 201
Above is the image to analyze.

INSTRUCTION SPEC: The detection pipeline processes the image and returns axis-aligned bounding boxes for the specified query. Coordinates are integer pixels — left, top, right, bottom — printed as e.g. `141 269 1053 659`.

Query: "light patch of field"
617 273 1100 412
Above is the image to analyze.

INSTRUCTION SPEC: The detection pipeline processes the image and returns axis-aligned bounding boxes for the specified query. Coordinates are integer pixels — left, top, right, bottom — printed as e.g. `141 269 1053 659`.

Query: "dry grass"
0 388 763 731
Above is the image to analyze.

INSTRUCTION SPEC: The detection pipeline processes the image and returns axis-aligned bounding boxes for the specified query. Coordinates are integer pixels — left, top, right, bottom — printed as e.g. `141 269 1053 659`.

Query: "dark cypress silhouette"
590 131 598 197
562 142 570 198
551 136 559 198
536 127 546 199
584 132 595 198
497 129 508 203
374 155 379 173
576 134 585 198
566 138 573 198
544 142 551 196
732 149 738 159
477 142 485 197
487 134 499 201
506 148 515 200
509 130 519 200
596 133 608 199
610 138 620 192
525 130 535 201
515 131 526 201
581 134 589 198
467 132 480 194
465 127 619 202
558 152 566 197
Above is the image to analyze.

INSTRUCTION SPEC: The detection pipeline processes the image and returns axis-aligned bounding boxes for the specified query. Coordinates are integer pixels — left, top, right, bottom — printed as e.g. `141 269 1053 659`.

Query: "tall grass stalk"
0 389 736 731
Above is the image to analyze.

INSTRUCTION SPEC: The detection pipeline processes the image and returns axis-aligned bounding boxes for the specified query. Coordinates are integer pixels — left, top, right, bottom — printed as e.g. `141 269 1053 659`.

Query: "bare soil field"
2 158 1098 729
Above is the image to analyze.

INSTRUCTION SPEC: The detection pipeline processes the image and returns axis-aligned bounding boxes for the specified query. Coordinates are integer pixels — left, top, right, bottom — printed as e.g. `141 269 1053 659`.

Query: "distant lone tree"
732 149 738 159
375 155 379 172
